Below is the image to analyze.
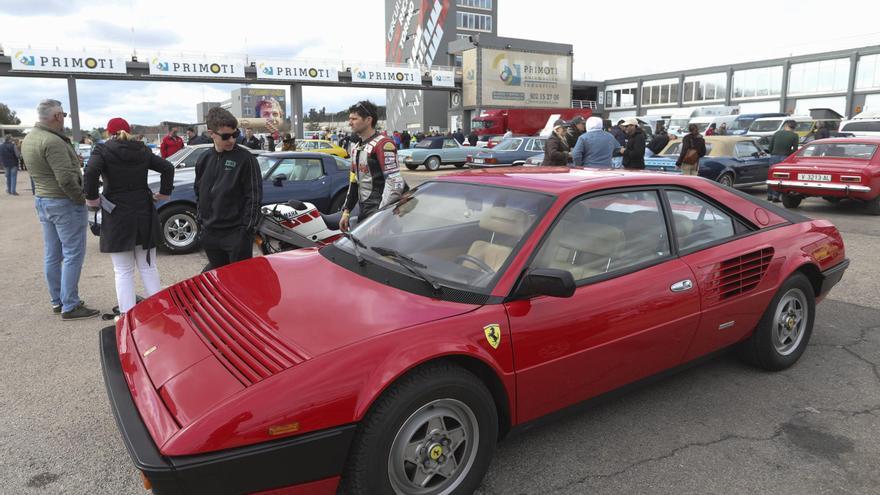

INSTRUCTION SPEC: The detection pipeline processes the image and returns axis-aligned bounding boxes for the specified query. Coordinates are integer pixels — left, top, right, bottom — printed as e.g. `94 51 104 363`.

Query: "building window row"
733 66 783 99
456 11 492 32
856 54 880 91
605 83 638 108
456 0 492 10
641 78 679 106
788 58 850 96
684 72 726 102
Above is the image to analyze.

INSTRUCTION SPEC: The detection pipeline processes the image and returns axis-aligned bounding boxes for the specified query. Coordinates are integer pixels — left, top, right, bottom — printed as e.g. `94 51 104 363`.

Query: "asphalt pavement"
0 169 877 495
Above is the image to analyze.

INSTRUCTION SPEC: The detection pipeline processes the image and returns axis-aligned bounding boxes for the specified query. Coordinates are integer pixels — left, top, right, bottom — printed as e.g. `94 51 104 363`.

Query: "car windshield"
492 138 523 151
795 121 815 133
749 120 783 132
730 118 756 131
414 139 436 149
257 155 278 177
798 143 877 160
335 181 553 292
167 147 190 163
669 119 690 129
471 120 493 129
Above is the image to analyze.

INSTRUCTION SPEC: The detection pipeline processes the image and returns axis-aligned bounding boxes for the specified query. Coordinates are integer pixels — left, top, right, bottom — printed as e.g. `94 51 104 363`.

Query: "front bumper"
818 258 849 299
99 326 356 495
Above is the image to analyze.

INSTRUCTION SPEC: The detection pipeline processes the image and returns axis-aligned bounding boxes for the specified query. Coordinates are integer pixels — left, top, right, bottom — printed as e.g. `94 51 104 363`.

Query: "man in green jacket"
766 119 800 202
22 99 100 320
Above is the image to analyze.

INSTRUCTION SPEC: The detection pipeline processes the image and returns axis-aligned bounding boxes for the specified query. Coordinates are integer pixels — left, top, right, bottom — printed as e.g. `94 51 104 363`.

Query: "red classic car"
767 137 880 214
101 168 849 495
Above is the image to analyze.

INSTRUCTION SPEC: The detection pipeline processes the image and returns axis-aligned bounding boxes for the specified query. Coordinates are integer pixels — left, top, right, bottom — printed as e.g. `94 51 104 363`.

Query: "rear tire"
341 362 498 495
737 273 815 371
867 196 880 215
718 172 735 188
158 205 200 254
782 194 802 209
426 156 441 171
454 163 465 168
329 192 346 213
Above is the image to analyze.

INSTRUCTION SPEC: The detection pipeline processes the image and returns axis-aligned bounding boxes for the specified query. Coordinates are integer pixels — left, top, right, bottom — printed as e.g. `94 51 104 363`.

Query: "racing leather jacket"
343 132 406 218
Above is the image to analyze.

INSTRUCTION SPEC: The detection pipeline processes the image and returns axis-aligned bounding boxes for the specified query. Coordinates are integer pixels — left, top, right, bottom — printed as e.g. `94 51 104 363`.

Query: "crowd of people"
12 98 410 322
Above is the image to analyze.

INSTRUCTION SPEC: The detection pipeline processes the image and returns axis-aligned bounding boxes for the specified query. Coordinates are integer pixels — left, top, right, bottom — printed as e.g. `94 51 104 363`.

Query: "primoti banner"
431 69 455 88
480 49 572 108
352 66 421 86
149 56 244 78
255 61 339 82
10 48 126 74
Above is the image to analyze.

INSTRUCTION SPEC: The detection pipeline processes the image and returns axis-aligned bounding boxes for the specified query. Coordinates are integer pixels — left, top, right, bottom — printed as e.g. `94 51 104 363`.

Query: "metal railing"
572 100 598 110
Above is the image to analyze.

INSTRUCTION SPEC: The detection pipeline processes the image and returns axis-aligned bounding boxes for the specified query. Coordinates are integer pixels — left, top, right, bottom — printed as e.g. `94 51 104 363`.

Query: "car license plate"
798 173 831 182
473 158 484 164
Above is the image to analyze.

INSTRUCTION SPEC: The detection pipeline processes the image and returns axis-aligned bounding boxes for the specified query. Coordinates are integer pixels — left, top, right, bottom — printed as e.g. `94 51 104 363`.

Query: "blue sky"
2 0 880 128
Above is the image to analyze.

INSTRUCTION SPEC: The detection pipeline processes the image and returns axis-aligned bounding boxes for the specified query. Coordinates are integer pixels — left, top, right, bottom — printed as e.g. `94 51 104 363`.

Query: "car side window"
533 191 671 283
319 142 331 149
181 148 207 168
443 139 459 148
333 156 350 171
526 139 545 152
735 141 760 158
665 190 735 251
271 158 324 181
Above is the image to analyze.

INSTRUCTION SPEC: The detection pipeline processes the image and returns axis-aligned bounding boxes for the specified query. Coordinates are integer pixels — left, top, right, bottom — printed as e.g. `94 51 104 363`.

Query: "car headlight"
404 157 413 162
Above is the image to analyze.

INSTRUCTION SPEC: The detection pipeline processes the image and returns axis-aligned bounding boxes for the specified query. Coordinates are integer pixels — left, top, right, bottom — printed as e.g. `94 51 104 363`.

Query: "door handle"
670 279 694 292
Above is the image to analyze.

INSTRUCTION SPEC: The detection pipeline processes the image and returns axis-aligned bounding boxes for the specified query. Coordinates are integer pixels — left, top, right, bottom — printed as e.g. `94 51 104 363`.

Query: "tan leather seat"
465 206 531 272
620 210 667 262
547 223 624 279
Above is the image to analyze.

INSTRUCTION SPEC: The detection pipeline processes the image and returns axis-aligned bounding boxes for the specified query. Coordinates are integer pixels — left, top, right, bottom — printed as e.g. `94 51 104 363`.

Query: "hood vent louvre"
169 273 307 386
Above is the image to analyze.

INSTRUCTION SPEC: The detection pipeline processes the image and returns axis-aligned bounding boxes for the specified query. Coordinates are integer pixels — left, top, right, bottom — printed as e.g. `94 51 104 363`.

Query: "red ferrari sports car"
101 168 848 495
767 137 880 214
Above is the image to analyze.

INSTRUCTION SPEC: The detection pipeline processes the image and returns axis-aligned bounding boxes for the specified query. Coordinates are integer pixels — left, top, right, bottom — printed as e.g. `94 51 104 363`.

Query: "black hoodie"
193 144 263 233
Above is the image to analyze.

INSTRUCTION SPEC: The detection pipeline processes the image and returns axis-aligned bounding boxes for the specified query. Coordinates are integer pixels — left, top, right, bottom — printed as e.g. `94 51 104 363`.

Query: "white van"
746 116 814 139
688 115 739 135
838 117 880 137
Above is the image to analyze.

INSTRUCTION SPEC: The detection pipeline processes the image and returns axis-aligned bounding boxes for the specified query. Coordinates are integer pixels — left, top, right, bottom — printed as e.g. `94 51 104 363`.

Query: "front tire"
425 156 441 171
158 205 200 254
782 194 802 209
738 273 816 371
405 163 420 171
342 362 498 495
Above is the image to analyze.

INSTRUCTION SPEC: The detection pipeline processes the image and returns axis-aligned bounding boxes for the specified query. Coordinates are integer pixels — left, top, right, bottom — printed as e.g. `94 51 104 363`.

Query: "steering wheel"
454 254 495 274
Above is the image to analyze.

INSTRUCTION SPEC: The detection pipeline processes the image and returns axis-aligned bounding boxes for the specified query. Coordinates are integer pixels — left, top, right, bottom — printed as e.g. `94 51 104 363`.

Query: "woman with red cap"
83 118 174 315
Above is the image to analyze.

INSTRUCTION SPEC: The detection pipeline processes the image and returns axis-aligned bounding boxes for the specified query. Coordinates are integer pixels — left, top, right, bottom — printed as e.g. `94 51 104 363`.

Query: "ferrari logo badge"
483 324 501 349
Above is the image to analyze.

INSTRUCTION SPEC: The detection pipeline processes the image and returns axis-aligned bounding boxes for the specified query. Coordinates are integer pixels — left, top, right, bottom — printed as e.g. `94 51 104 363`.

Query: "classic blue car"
150 151 351 254
397 136 470 171
650 136 786 186
467 136 547 168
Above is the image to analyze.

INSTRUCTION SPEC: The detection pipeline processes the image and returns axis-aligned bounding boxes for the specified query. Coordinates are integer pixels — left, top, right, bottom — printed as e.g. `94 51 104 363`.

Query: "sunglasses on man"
212 129 241 141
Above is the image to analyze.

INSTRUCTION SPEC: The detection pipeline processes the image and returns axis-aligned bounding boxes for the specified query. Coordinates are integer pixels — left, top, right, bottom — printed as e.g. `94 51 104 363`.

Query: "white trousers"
110 247 161 313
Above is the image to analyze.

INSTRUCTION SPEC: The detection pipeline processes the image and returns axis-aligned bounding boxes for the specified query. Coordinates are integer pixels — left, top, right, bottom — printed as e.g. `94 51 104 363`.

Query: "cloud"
245 41 316 61
0 0 87 16
83 20 182 48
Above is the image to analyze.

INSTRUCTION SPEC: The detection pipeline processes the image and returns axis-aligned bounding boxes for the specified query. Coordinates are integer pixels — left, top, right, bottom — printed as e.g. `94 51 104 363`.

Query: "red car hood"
125 248 478 430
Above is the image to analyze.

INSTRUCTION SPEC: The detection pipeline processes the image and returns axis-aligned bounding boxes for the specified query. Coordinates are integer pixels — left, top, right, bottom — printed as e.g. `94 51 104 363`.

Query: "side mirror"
515 268 576 299
272 174 287 187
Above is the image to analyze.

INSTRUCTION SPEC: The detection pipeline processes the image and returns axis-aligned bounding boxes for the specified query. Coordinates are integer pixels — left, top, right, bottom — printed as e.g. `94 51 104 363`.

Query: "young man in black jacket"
194 107 263 269
620 118 646 169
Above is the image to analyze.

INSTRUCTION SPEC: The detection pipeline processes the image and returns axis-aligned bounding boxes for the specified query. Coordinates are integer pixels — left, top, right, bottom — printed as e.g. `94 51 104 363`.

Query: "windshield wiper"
343 232 369 266
370 246 442 293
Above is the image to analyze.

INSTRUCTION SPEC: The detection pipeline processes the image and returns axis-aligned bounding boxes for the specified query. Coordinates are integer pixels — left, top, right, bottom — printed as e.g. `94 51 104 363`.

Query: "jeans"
4 165 16 193
35 197 88 312
110 247 161 313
